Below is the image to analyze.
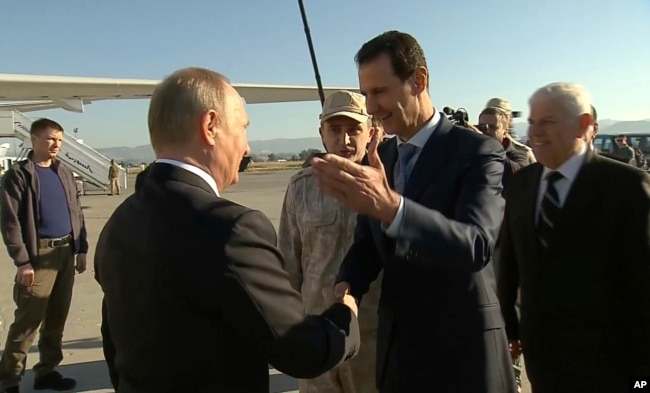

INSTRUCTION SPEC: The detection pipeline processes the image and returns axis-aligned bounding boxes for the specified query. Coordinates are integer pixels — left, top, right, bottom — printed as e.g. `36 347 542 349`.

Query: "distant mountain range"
96 119 650 163
510 119 650 141
96 137 328 163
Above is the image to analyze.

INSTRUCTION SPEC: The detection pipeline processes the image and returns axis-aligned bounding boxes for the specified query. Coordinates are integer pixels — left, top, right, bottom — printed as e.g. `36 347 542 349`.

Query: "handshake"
322 281 358 317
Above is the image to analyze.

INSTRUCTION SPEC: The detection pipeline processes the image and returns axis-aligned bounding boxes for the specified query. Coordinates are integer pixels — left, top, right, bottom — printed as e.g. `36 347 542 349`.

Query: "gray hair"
529 82 592 121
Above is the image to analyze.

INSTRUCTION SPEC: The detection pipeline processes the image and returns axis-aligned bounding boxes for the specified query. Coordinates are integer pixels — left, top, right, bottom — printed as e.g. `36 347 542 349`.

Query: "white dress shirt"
534 143 587 223
155 158 221 197
383 111 442 237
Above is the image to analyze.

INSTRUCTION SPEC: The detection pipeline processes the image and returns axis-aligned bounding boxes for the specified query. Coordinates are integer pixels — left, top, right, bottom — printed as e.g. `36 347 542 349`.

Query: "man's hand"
322 282 357 317
341 294 358 318
16 263 35 287
509 340 522 359
311 131 400 225
371 125 385 142
75 253 87 274
322 281 352 303
465 123 483 134
334 281 351 299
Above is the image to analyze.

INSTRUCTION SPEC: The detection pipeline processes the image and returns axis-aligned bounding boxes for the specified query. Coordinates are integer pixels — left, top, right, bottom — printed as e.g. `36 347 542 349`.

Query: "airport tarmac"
0 169 531 393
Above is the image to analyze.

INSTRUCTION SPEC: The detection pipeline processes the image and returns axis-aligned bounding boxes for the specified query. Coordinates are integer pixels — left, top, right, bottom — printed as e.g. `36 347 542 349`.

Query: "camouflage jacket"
108 164 119 179
509 136 536 164
278 167 381 333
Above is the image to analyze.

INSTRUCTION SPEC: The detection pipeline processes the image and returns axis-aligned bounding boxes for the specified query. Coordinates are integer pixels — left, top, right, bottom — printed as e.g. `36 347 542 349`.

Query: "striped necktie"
393 143 417 194
537 171 564 248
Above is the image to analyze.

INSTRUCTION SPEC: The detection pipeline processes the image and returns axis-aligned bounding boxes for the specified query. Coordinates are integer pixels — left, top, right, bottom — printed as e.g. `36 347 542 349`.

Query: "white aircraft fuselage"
0 72 358 113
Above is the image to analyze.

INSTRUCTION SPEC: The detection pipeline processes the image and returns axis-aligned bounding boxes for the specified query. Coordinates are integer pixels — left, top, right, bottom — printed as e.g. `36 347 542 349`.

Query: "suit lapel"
545 150 598 252
527 151 597 278
371 117 451 257
380 137 398 189
520 163 544 269
403 116 453 200
372 138 398 257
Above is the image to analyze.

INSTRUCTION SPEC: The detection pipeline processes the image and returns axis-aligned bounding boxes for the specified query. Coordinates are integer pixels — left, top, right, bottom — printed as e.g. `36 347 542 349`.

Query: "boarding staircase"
0 110 127 192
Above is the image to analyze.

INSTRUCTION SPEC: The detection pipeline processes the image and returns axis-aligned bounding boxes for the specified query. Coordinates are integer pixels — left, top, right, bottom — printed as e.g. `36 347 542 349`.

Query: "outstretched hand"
322 282 358 317
311 130 400 225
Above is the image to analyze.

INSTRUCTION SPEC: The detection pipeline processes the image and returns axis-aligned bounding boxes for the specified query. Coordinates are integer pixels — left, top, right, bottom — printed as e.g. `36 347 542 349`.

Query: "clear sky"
1 0 648 148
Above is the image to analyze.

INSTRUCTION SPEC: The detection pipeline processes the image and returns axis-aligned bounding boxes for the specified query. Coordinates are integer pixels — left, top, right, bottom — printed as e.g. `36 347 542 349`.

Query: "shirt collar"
155 158 220 196
395 110 441 148
541 142 588 182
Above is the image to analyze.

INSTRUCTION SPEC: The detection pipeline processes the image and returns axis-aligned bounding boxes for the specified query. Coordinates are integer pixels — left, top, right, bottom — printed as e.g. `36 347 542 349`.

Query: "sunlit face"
478 113 507 143
203 86 250 190
31 128 63 160
320 116 374 163
358 53 422 138
527 97 589 169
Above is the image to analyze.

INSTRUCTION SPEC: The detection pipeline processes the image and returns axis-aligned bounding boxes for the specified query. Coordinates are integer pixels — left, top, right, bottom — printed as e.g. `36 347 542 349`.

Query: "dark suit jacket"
503 139 531 188
598 149 631 164
94 163 360 393
497 150 650 392
336 116 517 393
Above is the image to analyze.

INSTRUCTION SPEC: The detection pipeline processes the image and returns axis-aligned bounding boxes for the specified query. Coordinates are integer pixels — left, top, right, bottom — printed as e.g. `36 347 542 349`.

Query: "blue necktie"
393 143 417 194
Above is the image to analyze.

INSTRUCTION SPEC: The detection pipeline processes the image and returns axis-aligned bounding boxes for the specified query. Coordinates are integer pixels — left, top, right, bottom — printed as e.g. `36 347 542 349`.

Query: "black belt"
39 234 72 248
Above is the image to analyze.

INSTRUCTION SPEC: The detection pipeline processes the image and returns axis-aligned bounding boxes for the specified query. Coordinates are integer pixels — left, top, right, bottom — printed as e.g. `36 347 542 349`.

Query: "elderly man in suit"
94 67 360 393
311 30 517 393
497 82 650 392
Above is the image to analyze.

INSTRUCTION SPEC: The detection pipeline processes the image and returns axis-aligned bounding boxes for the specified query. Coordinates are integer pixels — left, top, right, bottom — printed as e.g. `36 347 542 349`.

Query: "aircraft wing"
0 73 359 113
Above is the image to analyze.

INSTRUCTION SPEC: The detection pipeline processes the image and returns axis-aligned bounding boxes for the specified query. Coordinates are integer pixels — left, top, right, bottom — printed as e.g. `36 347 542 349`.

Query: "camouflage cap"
320 90 370 125
485 97 512 116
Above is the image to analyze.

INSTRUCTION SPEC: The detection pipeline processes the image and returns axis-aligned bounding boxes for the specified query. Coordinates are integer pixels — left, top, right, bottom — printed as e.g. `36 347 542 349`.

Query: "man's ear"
367 126 377 146
200 110 220 146
319 126 328 152
411 66 428 95
576 113 592 139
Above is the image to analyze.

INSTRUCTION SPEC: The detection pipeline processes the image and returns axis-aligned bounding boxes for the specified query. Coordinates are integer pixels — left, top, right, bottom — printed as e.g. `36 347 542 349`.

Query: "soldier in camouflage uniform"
108 159 120 195
485 98 537 392
278 90 381 393
486 98 536 165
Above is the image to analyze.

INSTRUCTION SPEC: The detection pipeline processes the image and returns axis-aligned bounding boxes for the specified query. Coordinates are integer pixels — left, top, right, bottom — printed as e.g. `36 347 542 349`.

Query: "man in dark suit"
311 30 517 393
94 67 360 393
497 82 650 392
584 104 633 164
96 163 152 391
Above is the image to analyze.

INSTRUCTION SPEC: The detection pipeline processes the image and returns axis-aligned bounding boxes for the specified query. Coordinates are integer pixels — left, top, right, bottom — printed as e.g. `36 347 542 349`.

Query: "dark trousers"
101 298 119 390
0 244 74 390
378 315 517 393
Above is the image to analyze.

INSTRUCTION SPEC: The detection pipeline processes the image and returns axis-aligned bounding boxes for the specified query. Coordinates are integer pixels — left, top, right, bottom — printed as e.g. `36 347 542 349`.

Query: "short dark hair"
591 105 597 121
355 30 428 87
30 118 64 135
480 107 509 129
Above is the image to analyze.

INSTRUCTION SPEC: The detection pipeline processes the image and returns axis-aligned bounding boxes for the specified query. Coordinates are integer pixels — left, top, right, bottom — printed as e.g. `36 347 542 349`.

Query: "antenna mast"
297 0 325 107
